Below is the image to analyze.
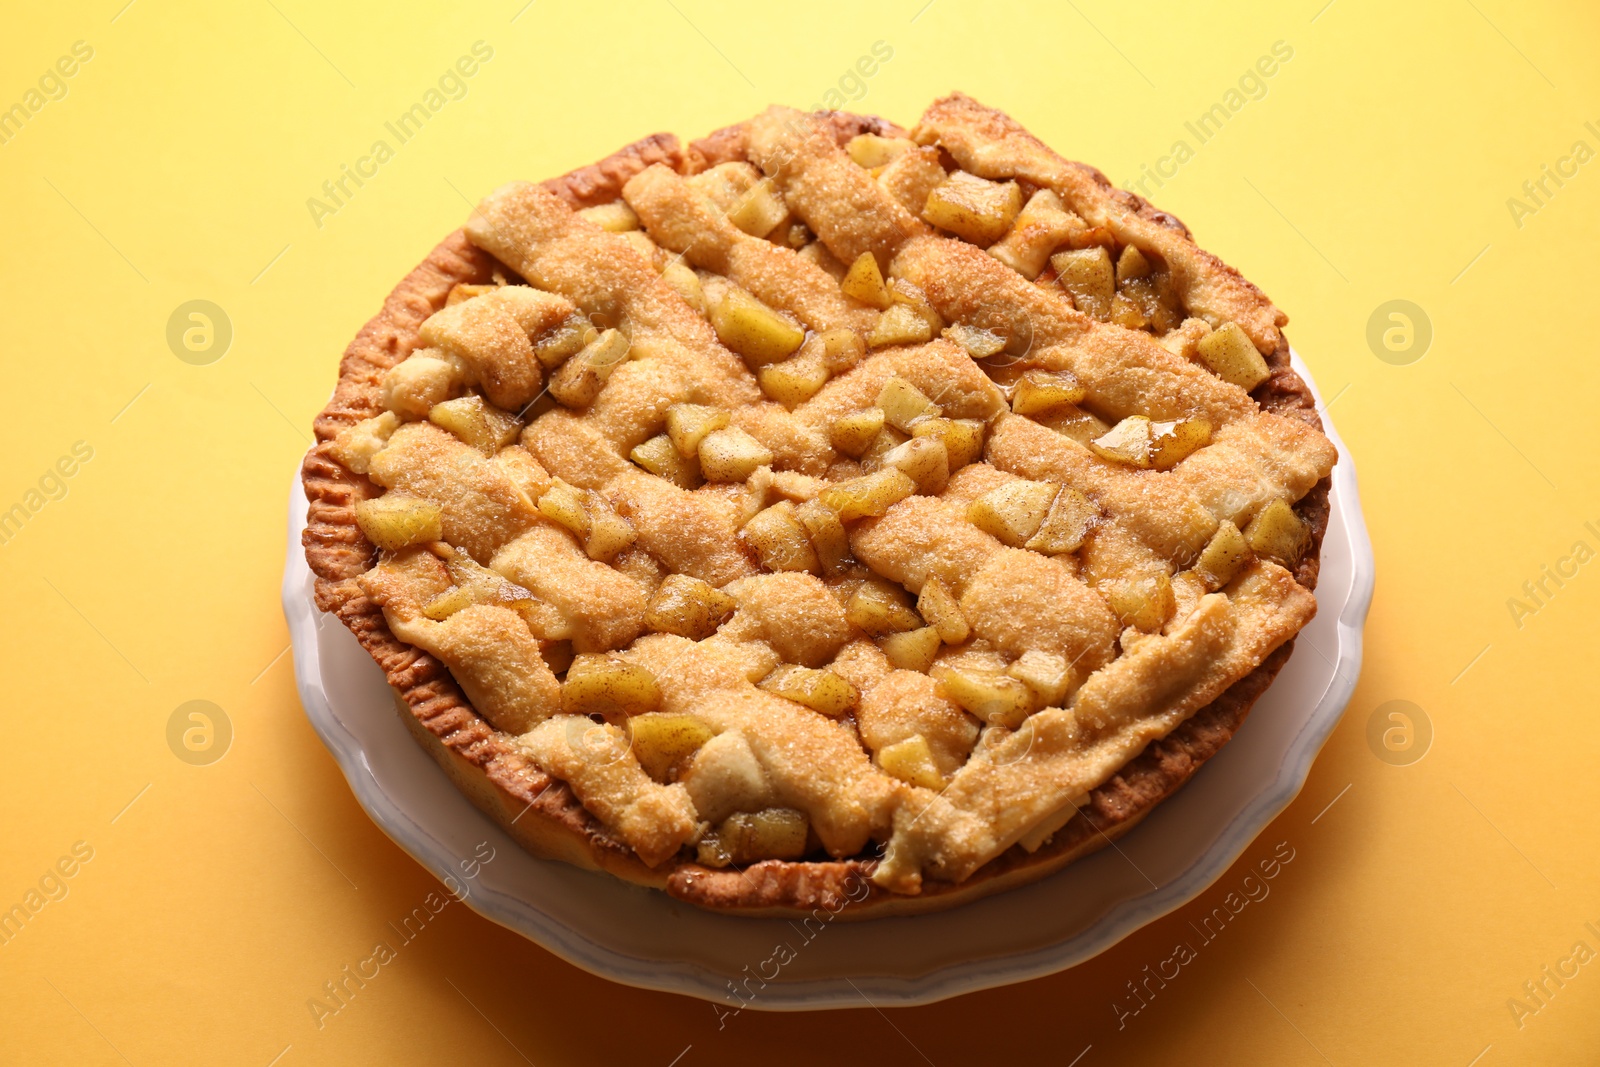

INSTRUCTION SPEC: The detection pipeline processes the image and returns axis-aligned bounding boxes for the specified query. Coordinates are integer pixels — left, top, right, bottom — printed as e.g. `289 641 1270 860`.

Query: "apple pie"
301 94 1335 918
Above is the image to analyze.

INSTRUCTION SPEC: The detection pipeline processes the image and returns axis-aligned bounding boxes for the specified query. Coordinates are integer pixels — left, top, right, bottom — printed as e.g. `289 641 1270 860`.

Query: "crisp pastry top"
328 94 1335 895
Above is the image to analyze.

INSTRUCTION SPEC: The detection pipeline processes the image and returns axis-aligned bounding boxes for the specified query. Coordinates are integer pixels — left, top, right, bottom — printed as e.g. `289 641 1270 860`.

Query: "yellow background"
2 0 1596 1062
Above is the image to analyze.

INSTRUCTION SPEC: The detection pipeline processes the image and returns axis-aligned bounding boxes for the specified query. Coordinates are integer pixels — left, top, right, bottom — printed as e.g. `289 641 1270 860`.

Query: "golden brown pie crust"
300 105 1332 919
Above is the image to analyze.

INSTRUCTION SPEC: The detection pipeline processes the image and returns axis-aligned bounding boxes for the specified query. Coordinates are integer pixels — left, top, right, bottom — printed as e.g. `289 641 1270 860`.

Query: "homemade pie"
301 94 1335 918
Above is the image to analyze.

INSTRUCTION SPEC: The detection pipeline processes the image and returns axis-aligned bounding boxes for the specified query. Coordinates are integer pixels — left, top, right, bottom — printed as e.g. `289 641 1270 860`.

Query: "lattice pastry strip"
987 410 1334 564
874 558 1314 891
912 93 1288 353
746 107 929 269
621 163 877 336
893 236 1254 426
465 181 760 409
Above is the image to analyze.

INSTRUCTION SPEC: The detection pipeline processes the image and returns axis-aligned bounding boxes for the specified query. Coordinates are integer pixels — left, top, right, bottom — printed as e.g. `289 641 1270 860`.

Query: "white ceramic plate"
282 351 1373 1011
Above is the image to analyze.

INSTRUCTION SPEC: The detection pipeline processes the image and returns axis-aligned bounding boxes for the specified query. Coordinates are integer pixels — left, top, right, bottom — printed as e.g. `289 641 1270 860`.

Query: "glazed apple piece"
1088 416 1154 468
727 178 788 238
355 494 443 551
548 328 631 408
531 316 594 369
968 480 1058 546
876 734 945 790
714 809 809 864
582 492 636 562
660 261 706 313
857 425 910 474
665 403 730 458
845 133 916 168
1194 520 1252 590
644 574 737 639
629 433 703 489
881 626 942 672
1051 247 1115 320
1245 499 1309 566
869 304 934 348
446 282 498 306
988 189 1080 279
742 502 821 573
427 395 522 456
628 713 715 781
830 408 886 458
840 251 892 309
846 579 923 636
537 480 590 540
879 436 949 496
887 278 944 335
876 376 941 432
916 576 970 644
818 468 917 521
1120 272 1184 335
794 499 852 576
1109 292 1149 331
709 285 805 367
1149 418 1212 470
1104 573 1176 632
759 665 860 717
1006 650 1072 709
576 200 640 233
697 427 773 483
1115 245 1153 283
1034 404 1110 445
911 417 985 471
1195 322 1271 391
1011 369 1086 417
808 328 867 374
942 323 1008 359
560 654 662 720
932 665 1033 729
921 171 1023 245
1025 486 1097 554
758 346 831 409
